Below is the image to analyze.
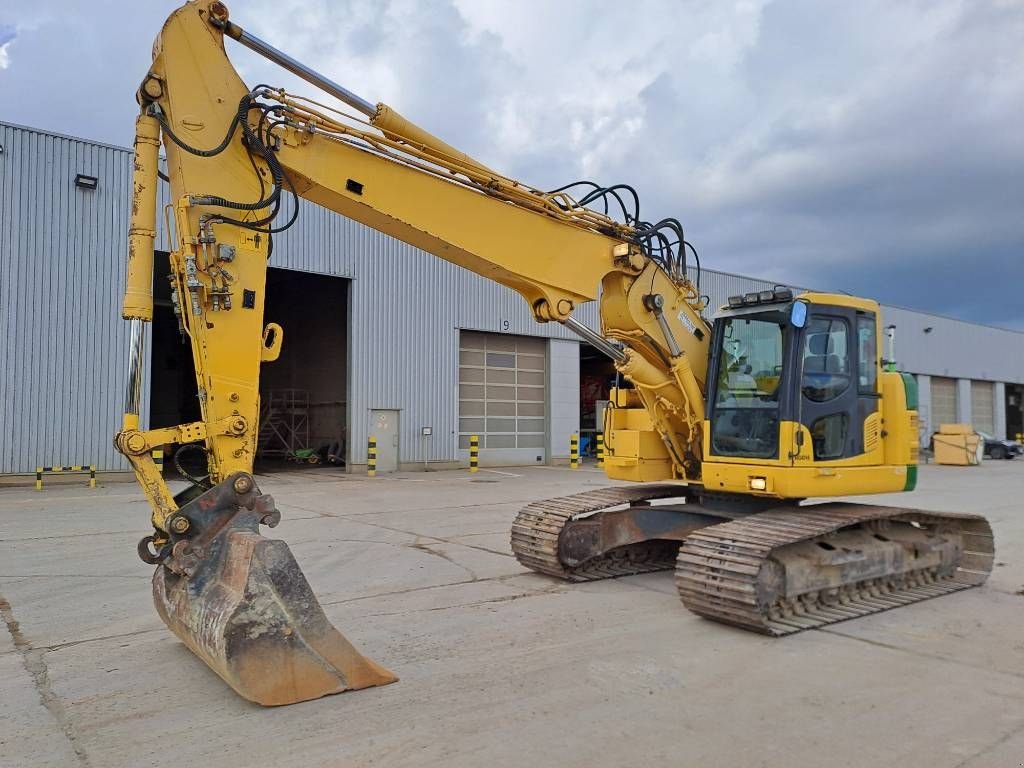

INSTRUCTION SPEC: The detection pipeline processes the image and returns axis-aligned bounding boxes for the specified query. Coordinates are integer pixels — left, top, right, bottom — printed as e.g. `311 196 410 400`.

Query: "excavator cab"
701 290 918 499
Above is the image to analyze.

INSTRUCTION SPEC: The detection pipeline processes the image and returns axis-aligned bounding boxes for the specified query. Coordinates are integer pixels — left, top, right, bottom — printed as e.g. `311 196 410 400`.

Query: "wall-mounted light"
74 173 98 190
923 326 933 334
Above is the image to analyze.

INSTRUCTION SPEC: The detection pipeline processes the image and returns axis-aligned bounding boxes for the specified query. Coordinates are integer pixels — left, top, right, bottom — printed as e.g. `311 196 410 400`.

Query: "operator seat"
804 333 844 374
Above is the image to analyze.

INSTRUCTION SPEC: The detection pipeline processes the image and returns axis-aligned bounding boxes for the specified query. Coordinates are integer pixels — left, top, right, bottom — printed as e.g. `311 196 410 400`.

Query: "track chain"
511 485 685 582
675 503 994 635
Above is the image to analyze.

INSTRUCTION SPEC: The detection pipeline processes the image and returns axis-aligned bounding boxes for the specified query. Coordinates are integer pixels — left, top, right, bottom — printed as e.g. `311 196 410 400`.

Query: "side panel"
701 457 909 498
603 388 674 482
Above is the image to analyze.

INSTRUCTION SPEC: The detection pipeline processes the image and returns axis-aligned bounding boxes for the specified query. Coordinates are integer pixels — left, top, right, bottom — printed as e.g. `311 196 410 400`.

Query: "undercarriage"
511 486 994 633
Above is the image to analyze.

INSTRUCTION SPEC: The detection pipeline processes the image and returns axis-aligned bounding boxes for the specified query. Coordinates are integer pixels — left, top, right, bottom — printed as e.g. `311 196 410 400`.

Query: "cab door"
796 307 879 461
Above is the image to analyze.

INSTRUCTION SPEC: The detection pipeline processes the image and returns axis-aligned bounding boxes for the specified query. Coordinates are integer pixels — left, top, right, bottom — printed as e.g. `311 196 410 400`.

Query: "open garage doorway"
579 343 617 459
1008 384 1024 441
149 256 350 474
258 268 350 470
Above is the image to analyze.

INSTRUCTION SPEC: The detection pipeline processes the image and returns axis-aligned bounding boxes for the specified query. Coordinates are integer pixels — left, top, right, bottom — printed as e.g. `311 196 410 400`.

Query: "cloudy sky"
2 0 1022 328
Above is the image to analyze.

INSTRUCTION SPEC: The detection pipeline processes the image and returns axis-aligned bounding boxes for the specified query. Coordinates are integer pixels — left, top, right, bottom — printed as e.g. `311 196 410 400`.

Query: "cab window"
714 318 784 406
711 316 784 458
801 317 850 402
857 316 877 393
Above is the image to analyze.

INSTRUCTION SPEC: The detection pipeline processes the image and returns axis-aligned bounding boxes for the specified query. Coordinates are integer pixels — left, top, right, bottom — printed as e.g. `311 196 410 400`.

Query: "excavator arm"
116 0 710 705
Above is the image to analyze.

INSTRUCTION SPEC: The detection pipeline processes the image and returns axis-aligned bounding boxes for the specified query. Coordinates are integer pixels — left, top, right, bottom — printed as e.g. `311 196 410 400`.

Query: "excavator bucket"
150 473 397 706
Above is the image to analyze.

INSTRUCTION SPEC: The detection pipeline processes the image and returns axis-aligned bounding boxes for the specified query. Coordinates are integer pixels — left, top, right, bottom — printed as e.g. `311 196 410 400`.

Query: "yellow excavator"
117 0 994 706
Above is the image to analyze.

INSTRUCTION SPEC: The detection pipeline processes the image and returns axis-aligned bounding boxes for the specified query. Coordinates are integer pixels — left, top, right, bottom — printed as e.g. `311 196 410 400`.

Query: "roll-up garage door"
931 377 957 429
458 331 546 460
971 380 994 434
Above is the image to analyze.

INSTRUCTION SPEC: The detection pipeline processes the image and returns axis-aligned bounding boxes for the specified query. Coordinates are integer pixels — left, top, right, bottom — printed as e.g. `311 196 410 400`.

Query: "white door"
370 410 399 472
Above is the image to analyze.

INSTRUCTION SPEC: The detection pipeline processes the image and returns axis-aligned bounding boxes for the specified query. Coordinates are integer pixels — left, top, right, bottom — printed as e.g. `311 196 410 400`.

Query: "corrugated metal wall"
0 123 147 473
879 305 1024 385
3 120 1023 473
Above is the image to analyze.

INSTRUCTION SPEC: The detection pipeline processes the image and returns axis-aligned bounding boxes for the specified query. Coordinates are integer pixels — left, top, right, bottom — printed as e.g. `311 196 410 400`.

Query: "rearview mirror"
790 301 808 328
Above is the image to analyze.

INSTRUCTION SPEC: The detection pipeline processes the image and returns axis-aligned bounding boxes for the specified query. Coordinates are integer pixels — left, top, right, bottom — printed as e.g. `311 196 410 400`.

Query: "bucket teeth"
151 474 397 706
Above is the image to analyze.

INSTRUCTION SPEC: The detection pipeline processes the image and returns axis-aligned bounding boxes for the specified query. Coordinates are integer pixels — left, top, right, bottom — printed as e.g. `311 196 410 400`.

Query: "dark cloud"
596 0 1024 328
2 0 1021 328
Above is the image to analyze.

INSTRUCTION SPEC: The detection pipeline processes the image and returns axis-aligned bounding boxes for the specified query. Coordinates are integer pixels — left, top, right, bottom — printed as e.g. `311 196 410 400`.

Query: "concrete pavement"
1 462 1022 768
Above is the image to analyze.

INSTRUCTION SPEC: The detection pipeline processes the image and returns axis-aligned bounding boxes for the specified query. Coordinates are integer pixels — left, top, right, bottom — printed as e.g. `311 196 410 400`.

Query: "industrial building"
2 120 1022 476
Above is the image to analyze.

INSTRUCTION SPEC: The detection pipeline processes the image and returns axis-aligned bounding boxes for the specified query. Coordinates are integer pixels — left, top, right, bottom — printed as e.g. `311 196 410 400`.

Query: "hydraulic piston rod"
123 319 146 420
209 16 377 118
561 316 627 363
206 9 495 176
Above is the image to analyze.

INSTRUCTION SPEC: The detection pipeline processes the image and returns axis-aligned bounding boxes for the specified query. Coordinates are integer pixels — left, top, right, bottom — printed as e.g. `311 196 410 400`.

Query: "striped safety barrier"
596 433 605 468
469 434 479 473
368 436 377 477
570 434 579 469
36 465 96 490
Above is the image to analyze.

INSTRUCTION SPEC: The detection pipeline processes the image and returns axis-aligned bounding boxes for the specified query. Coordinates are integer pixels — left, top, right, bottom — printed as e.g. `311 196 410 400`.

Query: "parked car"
977 432 1022 460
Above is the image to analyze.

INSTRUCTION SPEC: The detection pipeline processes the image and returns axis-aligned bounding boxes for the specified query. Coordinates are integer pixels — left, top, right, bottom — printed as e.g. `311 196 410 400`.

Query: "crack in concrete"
410 538 479 581
820 627 1024 681
310 512 518 561
321 577 480 607
442 539 513 558
354 586 563 619
449 530 508 539
46 626 167 653
283 499 529 519
0 574 149 580
0 492 141 506
276 537 411 549
272 498 533 561
321 572 558 607
0 592 91 768
36 574 550 653
953 717 1024 767
0 530 137 543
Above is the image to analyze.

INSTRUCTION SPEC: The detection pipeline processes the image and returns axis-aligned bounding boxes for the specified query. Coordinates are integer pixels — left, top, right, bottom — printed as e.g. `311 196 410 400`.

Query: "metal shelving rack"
257 388 310 458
